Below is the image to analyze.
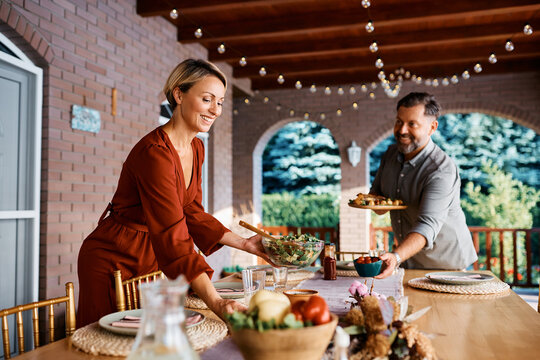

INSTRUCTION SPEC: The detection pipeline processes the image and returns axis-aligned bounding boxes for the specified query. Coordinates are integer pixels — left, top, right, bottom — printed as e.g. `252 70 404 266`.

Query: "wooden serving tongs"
238 220 276 241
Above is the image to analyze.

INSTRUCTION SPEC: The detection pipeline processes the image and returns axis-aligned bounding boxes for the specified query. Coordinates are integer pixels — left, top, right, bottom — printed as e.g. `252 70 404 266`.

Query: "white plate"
213 281 245 299
98 309 205 336
425 271 495 285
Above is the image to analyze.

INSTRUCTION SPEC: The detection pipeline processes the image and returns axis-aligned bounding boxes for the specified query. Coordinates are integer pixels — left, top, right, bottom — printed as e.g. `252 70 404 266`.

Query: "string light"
352 102 359 110
310 84 317 93
405 71 411 79
369 41 378 53
233 109 238 115
337 87 344 95
375 58 384 69
361 84 368 92
371 82 377 89
462 70 470 79
523 23 533 35
488 53 497 64
473 63 483 73
194 28 203 38
295 80 302 89
277 74 285 84
169 8 178 19
259 66 267 76
450 74 459 84
505 39 514 52
349 86 356 95
378 70 386 80
389 73 395 80
239 56 247 66
365 20 374 33
217 43 226 54
442 77 449 86
244 98 250 105
336 109 343 116
425 78 432 86
319 113 326 120
263 96 269 103
324 86 332 95
276 104 282 111
432 79 439 87
304 112 310 120
369 92 376 99
415 76 422 84
361 0 371 8
289 109 295 117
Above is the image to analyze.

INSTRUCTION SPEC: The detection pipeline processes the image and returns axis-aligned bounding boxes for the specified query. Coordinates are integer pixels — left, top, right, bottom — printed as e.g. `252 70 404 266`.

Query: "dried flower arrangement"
343 281 437 360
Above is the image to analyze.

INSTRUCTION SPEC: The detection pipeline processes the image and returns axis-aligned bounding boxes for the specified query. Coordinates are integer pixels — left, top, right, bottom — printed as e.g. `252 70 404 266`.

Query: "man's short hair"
396 92 441 118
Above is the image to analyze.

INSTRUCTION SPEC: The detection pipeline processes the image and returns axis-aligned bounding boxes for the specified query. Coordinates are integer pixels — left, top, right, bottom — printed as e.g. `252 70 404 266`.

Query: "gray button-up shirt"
371 139 477 269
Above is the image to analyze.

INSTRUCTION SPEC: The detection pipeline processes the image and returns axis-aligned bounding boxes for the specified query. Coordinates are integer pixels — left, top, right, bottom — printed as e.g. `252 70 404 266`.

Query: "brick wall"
0 0 234 307
232 71 540 253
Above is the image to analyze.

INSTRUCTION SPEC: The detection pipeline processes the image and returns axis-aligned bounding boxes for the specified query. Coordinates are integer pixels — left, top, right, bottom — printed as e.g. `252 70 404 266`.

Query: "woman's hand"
220 232 277 266
209 298 247 321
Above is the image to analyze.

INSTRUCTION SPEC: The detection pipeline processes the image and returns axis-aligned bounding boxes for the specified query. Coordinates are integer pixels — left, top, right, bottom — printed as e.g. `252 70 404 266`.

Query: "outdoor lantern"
347 141 362 167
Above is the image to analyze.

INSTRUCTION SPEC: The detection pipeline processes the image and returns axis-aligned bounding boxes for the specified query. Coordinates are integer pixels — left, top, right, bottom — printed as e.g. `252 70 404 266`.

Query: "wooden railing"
371 226 540 287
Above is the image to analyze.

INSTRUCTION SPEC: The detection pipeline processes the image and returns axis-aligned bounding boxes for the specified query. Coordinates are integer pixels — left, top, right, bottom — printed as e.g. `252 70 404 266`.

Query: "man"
371 92 477 279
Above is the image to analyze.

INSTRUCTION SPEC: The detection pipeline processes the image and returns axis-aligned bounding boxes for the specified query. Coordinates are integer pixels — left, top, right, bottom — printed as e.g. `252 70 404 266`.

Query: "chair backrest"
114 270 166 312
0 282 76 359
335 251 368 261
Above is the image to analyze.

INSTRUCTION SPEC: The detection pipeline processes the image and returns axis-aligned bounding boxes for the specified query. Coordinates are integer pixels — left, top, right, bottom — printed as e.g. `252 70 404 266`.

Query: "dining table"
14 269 540 360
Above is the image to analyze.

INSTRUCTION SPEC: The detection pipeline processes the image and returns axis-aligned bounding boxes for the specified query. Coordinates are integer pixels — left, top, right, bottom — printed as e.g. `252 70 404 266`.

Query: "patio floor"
514 288 539 310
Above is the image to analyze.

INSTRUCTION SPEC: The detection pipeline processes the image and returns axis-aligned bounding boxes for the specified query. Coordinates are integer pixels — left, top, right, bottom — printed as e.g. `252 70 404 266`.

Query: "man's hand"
375 252 398 279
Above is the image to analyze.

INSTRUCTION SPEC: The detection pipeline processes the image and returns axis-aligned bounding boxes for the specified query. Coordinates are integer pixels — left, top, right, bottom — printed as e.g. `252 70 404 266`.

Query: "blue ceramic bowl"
353 259 383 277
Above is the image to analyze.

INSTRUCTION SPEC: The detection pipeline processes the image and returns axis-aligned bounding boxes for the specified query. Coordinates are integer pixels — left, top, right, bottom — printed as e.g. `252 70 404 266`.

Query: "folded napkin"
111 314 202 328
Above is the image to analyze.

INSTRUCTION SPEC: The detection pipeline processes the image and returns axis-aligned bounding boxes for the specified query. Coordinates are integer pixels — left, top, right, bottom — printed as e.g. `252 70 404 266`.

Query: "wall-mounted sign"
71 105 100 133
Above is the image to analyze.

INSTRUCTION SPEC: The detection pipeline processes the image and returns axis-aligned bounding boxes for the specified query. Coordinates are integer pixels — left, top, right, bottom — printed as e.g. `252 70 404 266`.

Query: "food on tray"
349 193 403 207
262 233 324 267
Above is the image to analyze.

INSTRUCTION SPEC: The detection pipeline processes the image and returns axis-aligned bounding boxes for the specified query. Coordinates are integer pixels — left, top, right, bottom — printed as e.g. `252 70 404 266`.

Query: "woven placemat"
71 317 227 356
186 296 247 310
407 277 510 295
317 267 358 277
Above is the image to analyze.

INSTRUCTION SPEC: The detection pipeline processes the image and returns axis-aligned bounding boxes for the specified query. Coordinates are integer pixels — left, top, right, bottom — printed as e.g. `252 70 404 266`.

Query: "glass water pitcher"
127 276 199 360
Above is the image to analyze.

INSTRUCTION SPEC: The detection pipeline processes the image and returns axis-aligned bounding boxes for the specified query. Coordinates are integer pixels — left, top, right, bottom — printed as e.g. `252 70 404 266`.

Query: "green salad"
262 233 323 267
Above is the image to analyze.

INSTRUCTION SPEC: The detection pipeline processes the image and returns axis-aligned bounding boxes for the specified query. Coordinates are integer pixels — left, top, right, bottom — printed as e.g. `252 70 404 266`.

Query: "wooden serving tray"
348 203 407 210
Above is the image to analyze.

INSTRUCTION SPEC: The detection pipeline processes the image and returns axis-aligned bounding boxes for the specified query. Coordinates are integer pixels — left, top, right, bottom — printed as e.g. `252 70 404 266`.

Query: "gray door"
0 53 39 359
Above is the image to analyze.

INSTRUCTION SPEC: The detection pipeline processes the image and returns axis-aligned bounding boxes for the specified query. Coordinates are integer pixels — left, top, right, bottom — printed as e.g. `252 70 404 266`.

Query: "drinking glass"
272 267 288 291
242 269 255 304
251 270 267 292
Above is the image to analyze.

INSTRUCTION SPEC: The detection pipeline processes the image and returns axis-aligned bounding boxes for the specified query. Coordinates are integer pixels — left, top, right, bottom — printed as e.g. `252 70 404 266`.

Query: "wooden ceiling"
137 0 540 90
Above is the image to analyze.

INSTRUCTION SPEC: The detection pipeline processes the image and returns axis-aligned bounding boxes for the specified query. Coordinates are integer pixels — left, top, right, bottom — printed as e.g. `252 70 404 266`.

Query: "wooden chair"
0 282 76 359
114 270 166 312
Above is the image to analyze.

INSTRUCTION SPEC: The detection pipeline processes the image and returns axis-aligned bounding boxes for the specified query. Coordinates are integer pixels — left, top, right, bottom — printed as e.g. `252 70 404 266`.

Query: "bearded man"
370 92 477 278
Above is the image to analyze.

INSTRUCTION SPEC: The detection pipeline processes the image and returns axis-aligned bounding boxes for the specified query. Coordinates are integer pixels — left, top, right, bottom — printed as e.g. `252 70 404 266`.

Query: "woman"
77 59 268 327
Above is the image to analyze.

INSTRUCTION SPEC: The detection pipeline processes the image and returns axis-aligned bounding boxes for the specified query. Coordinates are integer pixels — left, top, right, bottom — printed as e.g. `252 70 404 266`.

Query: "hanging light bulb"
378 70 386 80
336 108 343 116
488 53 497 64
375 57 384 69
319 113 326 120
361 0 371 8
411 74 417 81
352 102 359 110
310 84 317 93
349 86 356 95
194 28 203 38
369 40 378 53
415 76 422 84
295 80 302 89
277 74 285 84
233 109 238 115
217 43 226 54
361 84 368 92
259 66 267 76
239 56 247 67
389 73 395 80
442 77 449 86
474 63 482 73
365 20 374 33
304 112 310 120
169 8 179 19
432 79 439 87
289 109 295 117
371 82 377 89
450 74 458 84
337 87 344 95
244 98 250 105
425 78 432 86
462 69 470 79
324 86 332 95
369 92 376 99
505 39 514 52
276 104 282 111
523 23 533 35
263 96 269 103
405 71 411 79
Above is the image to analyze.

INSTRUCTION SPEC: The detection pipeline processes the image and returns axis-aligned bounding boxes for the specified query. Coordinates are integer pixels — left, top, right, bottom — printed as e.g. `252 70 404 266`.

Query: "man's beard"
395 134 420 154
